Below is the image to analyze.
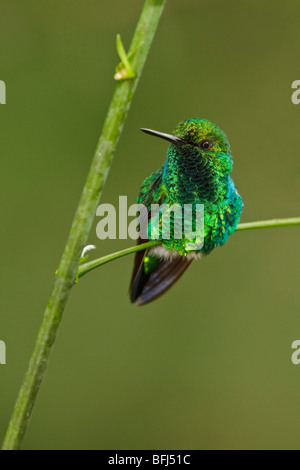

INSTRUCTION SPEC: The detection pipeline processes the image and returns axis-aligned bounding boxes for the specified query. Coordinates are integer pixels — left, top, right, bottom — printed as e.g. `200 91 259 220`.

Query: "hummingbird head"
141 118 233 172
172 118 231 156
141 118 234 202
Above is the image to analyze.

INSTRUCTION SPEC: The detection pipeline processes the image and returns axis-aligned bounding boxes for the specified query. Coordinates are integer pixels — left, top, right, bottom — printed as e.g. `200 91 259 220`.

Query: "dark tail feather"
130 248 148 303
130 254 193 306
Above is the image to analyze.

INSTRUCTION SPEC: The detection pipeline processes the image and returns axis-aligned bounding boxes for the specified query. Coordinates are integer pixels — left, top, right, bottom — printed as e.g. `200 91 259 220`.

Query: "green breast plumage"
137 167 242 257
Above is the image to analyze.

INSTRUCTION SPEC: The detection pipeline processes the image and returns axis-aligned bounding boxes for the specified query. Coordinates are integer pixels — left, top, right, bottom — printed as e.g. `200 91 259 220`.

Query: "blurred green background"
0 0 299 450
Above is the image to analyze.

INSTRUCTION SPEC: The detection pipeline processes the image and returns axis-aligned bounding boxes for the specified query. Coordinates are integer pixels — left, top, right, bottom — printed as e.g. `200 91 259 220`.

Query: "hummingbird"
130 118 243 306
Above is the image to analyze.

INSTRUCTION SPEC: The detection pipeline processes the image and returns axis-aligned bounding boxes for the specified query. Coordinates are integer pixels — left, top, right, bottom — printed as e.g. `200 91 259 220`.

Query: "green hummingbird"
130 118 243 306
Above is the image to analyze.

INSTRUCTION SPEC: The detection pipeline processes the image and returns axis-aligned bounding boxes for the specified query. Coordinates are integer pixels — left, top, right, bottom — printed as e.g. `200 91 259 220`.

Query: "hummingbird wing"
130 169 193 306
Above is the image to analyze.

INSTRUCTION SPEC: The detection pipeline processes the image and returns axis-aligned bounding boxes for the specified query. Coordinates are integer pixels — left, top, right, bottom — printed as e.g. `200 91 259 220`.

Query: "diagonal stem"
77 217 300 279
2 0 167 451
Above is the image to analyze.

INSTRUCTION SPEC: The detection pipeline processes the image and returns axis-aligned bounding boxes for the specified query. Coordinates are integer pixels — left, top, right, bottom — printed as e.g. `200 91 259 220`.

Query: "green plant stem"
235 217 300 231
2 0 166 451
78 241 161 278
78 217 300 279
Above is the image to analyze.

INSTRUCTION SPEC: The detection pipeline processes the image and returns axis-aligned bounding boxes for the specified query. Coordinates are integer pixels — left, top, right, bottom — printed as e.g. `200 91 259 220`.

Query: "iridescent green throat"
163 144 233 204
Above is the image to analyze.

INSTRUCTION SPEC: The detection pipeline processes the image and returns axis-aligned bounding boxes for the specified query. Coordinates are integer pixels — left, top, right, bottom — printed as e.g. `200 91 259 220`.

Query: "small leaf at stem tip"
114 34 135 81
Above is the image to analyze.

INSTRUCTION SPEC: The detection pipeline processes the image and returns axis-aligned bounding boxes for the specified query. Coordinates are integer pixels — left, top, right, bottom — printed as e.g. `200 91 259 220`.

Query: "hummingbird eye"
199 140 213 151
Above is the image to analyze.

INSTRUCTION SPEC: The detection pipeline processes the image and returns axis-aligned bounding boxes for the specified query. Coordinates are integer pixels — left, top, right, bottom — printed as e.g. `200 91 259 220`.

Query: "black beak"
141 128 186 146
